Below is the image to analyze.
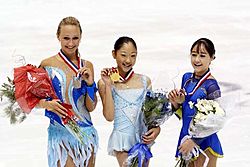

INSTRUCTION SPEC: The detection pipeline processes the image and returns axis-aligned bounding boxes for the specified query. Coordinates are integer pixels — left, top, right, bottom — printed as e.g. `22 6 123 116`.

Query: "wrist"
172 103 180 111
86 81 98 101
105 82 112 88
39 99 48 109
155 126 161 132
86 81 94 87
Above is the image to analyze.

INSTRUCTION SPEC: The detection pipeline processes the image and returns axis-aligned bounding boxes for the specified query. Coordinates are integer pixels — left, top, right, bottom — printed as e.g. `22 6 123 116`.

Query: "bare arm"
37 99 68 118
98 69 115 122
79 61 97 112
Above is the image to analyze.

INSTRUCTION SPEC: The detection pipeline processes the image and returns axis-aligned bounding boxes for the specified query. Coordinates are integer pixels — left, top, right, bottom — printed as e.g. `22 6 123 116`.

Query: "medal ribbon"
120 68 134 82
187 69 211 96
112 67 134 83
58 49 82 75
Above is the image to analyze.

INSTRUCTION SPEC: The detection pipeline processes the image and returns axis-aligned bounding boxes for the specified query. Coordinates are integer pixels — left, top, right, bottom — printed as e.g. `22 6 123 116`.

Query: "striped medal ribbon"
58 49 82 76
187 69 211 96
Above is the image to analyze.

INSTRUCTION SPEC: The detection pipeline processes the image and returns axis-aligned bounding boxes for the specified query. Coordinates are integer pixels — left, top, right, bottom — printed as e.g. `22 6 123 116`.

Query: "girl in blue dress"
168 38 223 167
38 16 98 167
98 36 161 167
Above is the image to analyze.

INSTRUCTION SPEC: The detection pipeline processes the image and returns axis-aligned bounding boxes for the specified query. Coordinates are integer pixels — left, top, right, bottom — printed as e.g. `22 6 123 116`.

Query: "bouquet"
189 99 226 138
0 77 27 124
142 91 173 129
13 64 57 113
176 98 226 167
126 90 174 167
0 64 89 145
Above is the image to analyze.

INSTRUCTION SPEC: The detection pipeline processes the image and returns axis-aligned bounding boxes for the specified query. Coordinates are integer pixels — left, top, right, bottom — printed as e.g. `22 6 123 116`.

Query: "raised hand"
100 68 113 86
168 88 186 103
78 67 94 86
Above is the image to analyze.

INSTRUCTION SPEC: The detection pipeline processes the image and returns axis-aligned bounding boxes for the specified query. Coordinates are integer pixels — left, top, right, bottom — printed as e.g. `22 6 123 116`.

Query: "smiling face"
112 42 137 78
58 25 81 57
191 43 214 77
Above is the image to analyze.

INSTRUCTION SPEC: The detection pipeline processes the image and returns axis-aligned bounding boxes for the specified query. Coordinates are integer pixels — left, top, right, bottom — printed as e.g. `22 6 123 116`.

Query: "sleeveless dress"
175 72 223 159
108 75 148 156
44 65 98 167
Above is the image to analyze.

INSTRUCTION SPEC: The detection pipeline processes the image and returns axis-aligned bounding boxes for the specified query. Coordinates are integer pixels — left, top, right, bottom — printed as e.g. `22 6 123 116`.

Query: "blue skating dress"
108 75 148 156
45 66 98 167
175 72 223 159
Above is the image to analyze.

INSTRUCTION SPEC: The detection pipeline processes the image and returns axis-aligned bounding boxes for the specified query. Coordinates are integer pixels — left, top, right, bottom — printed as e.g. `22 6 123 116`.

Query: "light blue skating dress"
45 66 98 167
108 75 148 156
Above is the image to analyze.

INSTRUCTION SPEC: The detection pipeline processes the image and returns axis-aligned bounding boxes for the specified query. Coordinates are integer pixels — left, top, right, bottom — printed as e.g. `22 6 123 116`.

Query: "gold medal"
110 71 120 82
108 67 134 83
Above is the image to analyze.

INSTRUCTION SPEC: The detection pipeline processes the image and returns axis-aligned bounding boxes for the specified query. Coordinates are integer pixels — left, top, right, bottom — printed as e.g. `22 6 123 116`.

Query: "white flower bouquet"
176 98 226 167
188 99 226 138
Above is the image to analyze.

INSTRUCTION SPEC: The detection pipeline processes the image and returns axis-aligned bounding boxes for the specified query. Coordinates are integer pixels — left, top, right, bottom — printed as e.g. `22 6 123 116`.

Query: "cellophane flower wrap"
14 64 58 113
176 98 226 167
126 90 174 167
1 64 89 145
188 99 226 138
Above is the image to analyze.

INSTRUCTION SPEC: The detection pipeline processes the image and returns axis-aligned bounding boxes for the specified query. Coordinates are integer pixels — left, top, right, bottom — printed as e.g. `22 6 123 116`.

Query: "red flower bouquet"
1 64 88 144
14 64 57 113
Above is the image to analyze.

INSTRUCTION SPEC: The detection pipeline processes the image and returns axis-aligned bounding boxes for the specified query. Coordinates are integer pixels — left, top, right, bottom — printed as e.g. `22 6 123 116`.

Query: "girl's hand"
41 99 68 118
78 67 94 86
178 138 197 156
168 88 186 104
142 127 161 145
100 68 112 86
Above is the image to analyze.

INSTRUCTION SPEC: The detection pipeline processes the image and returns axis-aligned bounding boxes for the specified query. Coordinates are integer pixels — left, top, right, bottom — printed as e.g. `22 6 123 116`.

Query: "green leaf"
1 77 27 124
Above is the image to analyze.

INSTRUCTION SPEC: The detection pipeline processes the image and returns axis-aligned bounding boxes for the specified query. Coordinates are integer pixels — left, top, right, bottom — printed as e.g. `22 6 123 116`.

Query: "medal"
109 67 134 83
110 68 120 82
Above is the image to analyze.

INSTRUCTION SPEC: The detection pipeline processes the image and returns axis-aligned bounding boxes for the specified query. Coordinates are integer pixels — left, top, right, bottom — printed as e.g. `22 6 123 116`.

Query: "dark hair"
190 38 215 58
56 16 82 38
114 36 137 53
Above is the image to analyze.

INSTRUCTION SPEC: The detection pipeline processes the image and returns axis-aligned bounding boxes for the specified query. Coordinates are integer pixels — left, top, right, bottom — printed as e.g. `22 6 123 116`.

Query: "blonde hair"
56 16 82 38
